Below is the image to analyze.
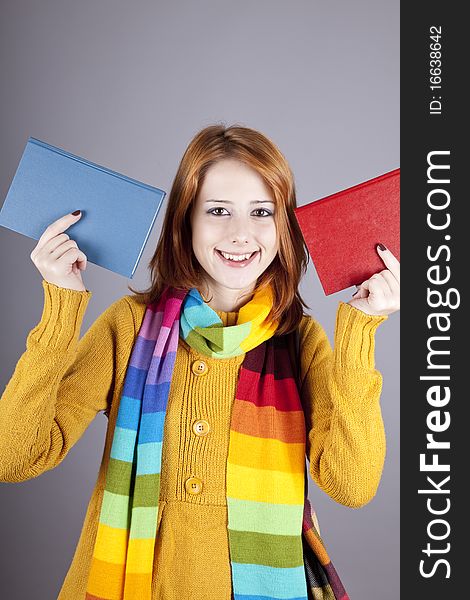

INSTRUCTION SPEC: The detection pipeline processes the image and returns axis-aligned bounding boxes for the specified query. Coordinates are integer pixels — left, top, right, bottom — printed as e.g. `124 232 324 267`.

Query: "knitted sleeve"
299 301 389 508
0 280 135 483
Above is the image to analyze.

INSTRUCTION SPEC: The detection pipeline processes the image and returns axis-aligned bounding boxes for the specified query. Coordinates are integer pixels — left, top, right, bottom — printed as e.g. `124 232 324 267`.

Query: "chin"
211 270 260 290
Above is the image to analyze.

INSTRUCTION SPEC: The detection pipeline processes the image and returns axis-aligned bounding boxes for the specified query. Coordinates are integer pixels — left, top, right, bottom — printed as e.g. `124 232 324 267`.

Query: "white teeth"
219 250 254 262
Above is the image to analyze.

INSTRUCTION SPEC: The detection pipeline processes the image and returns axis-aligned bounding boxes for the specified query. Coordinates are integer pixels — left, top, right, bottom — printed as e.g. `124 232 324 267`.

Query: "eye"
253 208 274 217
207 207 230 216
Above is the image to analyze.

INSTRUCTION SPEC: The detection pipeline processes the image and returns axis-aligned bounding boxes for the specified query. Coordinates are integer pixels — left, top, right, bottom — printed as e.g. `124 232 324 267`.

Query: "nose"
231 233 250 244
228 215 251 245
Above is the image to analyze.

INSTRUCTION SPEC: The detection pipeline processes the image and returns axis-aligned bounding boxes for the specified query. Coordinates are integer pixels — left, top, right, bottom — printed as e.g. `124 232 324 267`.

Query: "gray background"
0 1 399 598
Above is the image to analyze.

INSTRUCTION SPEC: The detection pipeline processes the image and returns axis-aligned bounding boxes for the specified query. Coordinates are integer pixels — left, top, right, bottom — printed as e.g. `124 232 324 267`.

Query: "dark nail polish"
377 243 386 251
72 210 81 216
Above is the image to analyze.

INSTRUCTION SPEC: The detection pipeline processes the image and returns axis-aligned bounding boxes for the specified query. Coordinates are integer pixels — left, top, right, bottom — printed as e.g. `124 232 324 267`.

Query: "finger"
377 244 400 284
381 269 400 295
352 281 368 298
358 272 388 293
50 239 79 260
76 252 87 270
73 253 87 273
357 274 375 291
39 233 70 255
352 286 368 299
368 269 395 295
57 247 87 267
368 275 389 305
34 211 82 254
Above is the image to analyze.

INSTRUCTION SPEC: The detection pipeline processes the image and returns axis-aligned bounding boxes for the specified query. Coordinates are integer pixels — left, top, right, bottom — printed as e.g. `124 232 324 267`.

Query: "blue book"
0 137 166 278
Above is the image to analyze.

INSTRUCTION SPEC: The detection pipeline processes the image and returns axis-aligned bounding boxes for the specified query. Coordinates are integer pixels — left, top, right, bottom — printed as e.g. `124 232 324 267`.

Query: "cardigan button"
193 419 210 436
191 360 208 376
185 476 203 495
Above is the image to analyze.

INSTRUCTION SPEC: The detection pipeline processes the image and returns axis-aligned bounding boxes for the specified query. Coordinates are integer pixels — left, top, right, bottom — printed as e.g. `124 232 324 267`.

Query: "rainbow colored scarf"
85 284 349 600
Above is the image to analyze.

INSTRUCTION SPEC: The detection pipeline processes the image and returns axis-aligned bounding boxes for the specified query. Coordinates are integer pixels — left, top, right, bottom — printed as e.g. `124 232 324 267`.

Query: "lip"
215 248 259 268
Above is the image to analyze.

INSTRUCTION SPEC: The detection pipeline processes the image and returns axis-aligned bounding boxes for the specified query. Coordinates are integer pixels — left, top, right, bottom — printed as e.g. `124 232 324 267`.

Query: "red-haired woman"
0 124 400 600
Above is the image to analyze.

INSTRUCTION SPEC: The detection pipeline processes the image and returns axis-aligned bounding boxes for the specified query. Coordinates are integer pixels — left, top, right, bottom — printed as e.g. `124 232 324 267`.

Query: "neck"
199 280 255 312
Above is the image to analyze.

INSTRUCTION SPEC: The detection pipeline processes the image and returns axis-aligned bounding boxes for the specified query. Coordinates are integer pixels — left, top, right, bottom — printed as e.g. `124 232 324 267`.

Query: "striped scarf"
85 284 349 600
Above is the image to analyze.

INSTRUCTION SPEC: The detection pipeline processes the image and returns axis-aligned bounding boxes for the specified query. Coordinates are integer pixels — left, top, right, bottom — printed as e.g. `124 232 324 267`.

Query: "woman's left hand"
348 244 400 317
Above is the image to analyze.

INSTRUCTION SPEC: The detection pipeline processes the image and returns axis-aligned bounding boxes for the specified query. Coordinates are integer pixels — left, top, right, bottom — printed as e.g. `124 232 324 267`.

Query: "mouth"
215 248 259 268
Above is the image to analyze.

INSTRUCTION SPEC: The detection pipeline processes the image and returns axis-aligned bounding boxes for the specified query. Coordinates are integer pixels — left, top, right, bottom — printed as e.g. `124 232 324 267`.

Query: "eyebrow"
204 199 275 204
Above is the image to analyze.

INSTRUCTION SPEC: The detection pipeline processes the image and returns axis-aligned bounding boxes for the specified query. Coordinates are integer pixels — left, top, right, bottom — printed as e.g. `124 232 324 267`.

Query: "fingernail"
377 243 386 251
72 210 81 216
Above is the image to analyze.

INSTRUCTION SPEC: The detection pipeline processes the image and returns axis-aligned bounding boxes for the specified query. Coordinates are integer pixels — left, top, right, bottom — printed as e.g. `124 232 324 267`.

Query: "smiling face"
190 158 279 312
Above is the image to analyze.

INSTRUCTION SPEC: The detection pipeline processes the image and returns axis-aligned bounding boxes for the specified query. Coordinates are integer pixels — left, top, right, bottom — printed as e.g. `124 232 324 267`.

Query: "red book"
294 169 400 295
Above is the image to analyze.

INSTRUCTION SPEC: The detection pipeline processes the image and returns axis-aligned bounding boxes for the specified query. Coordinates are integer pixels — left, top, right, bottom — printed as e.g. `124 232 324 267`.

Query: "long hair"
128 123 310 335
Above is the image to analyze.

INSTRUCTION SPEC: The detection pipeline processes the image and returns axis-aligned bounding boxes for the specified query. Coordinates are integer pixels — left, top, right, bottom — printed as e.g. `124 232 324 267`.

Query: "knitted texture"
86 284 296 599
181 285 278 356
86 283 348 599
0 281 388 599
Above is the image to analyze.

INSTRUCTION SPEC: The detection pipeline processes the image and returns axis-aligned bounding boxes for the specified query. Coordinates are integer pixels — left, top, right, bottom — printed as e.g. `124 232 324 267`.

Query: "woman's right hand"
30 211 88 292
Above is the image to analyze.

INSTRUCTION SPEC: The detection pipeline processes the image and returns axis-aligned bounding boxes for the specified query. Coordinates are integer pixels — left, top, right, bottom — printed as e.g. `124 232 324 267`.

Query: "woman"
0 124 400 600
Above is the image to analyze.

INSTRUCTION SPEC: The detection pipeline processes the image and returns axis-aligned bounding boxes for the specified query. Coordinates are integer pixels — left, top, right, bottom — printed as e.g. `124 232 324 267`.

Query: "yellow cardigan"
0 281 388 600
